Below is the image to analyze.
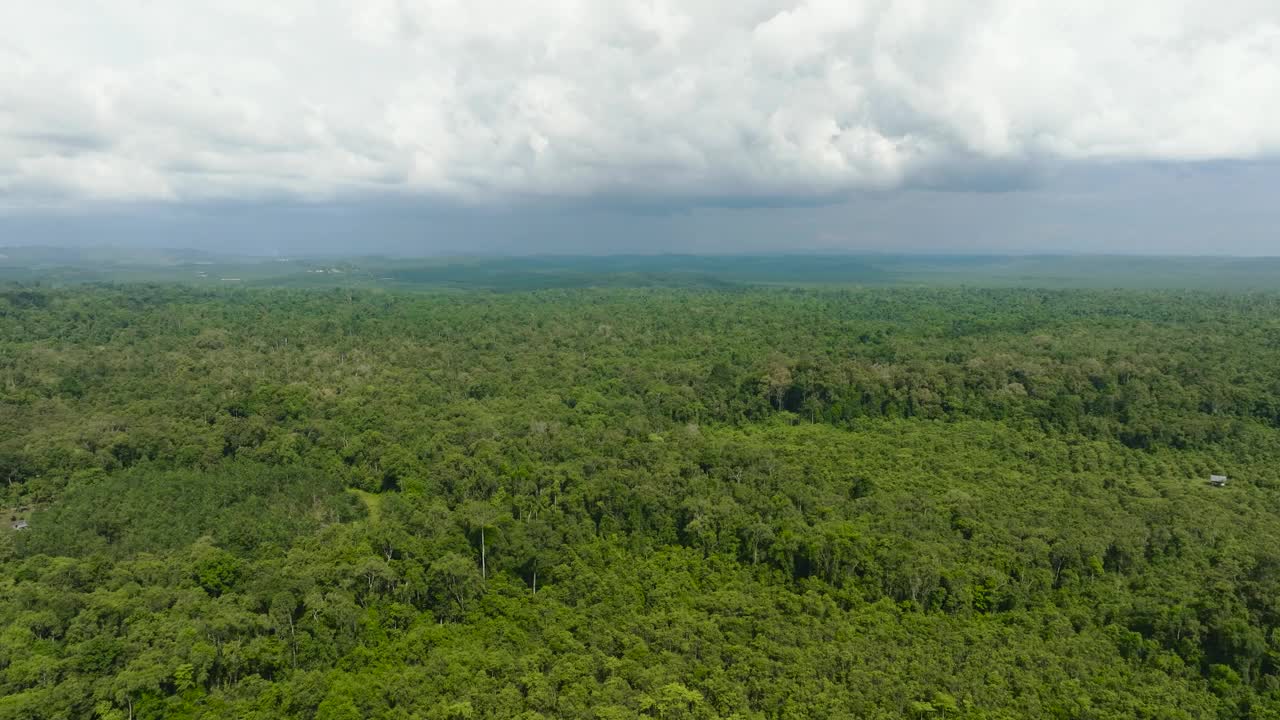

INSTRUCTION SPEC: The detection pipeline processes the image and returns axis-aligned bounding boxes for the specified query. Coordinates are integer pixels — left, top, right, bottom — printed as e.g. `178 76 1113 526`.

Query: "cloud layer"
2 1 1279 206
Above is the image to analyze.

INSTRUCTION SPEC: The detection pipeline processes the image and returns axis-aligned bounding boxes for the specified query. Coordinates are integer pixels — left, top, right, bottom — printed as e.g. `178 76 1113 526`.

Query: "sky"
1 1 1279 255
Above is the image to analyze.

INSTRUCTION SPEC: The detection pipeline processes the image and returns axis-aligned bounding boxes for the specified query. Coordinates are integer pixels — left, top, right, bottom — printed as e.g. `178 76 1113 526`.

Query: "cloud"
1 1 1278 207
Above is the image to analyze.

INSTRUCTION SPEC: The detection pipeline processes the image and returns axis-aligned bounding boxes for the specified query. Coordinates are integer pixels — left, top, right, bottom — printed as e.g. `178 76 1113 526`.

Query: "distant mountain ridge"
5 248 1280 290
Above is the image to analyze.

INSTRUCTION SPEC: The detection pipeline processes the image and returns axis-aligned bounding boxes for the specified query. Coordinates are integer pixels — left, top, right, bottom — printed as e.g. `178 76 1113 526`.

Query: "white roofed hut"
1209 474 1228 487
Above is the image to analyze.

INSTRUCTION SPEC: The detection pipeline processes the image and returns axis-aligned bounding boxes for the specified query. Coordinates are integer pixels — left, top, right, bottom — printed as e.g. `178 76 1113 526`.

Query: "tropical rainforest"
4 281 1280 719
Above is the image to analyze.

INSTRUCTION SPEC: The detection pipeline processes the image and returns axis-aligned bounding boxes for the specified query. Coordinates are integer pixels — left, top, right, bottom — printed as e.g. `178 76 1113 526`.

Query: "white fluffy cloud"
1 0 1278 205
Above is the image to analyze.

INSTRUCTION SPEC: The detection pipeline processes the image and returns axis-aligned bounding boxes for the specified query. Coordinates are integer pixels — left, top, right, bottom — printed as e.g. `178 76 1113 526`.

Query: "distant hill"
5 247 1280 291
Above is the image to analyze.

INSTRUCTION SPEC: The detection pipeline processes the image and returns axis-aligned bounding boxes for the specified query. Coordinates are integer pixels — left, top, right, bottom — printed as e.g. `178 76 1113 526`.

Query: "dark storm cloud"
2 159 1276 256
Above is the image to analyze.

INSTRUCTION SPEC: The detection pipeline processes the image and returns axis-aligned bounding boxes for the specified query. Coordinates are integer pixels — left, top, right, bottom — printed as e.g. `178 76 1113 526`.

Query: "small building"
11 520 28 531
1209 474 1228 487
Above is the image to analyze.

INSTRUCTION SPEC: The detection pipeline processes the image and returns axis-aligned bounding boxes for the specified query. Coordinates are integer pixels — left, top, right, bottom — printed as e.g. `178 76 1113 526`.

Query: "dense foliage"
3 284 1280 719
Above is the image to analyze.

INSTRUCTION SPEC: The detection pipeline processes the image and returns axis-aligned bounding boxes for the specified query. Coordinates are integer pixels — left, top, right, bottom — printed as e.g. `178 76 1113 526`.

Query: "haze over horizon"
3 2 1279 255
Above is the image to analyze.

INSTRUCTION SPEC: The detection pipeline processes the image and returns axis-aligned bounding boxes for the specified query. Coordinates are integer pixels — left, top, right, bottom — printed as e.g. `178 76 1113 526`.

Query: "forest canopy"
3 283 1280 719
